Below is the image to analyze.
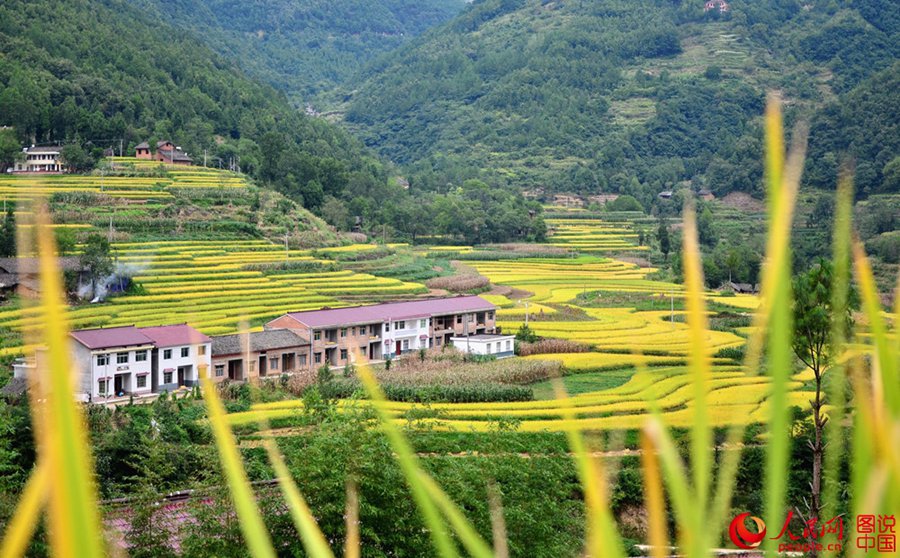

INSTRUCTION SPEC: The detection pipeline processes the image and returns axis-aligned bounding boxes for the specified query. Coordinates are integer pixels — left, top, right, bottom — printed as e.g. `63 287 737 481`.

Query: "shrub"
515 323 539 343
714 346 745 362
517 338 591 356
425 274 490 292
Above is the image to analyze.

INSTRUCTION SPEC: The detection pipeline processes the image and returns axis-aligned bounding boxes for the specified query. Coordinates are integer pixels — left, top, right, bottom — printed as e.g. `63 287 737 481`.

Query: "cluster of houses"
11 296 515 402
7 140 191 174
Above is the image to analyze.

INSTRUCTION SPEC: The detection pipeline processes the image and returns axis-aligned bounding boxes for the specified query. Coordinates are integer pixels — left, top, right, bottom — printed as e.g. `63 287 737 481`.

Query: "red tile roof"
139 324 211 348
70 326 153 350
277 296 496 329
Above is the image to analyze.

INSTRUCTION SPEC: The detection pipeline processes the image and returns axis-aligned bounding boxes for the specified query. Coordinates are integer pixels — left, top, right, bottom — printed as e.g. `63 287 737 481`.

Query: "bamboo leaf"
0 463 50 558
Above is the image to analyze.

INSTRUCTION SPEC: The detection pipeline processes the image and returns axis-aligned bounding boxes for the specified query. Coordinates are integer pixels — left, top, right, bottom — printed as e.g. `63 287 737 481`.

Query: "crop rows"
544 218 646 252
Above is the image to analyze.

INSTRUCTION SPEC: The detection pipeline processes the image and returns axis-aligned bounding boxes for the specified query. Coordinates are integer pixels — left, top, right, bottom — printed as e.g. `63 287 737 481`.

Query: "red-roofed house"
140 324 212 392
14 323 211 402
266 296 497 369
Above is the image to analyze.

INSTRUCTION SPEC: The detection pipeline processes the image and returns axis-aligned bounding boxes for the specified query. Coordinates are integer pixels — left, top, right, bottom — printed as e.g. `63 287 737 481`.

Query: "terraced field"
228 365 811 432
544 218 646 252
0 240 427 342
0 158 247 203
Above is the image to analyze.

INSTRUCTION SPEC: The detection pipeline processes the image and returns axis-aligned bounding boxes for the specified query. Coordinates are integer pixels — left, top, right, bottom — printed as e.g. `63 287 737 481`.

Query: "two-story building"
210 329 308 383
13 323 212 402
12 146 64 173
266 295 498 369
140 324 212 391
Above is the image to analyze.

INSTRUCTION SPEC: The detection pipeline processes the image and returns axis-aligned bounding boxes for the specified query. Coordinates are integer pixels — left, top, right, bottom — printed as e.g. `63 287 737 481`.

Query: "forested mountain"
340 0 900 201
134 0 467 101
0 0 380 195
0 0 543 244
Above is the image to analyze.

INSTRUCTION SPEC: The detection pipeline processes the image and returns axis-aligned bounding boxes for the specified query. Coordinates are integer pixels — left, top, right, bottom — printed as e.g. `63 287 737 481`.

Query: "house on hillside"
0 257 87 298
11 145 64 173
12 324 211 402
155 140 192 165
135 142 151 159
450 334 515 359
704 0 729 12
698 189 715 201
210 329 308 383
266 295 498 369
133 140 193 165
723 281 758 294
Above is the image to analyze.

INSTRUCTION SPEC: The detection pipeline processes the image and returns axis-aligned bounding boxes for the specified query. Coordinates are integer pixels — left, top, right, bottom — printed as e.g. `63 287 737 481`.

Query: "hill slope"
134 0 466 102
340 0 900 200
0 0 385 202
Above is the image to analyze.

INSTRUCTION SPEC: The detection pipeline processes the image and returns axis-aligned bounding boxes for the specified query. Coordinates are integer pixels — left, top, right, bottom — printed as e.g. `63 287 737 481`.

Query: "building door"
228 359 243 381
177 365 191 387
114 374 129 396
395 340 402 355
258 355 267 377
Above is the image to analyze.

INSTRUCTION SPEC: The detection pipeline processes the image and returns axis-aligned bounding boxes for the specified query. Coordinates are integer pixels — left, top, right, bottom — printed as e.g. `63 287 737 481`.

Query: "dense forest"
0 0 541 244
134 0 466 101
340 0 900 201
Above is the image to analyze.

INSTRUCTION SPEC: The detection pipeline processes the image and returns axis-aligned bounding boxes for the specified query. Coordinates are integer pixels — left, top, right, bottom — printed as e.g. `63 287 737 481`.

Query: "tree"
0 128 21 172
791 259 856 531
657 219 671 261
0 207 15 257
60 143 95 173
79 234 114 299
697 205 717 247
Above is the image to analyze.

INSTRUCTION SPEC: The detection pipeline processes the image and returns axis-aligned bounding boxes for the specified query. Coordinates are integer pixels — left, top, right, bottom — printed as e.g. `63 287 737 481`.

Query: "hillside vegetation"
340 0 900 199
135 0 467 101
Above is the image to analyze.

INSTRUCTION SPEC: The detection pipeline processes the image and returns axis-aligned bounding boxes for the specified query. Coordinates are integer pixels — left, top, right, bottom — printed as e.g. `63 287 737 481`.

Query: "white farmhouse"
451 334 515 359
140 324 212 392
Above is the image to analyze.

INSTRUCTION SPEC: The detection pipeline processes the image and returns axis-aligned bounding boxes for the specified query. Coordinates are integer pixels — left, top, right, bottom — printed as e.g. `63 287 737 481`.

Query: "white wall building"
12 145 64 173
451 334 515 359
381 315 431 358
140 324 212 392
14 323 212 402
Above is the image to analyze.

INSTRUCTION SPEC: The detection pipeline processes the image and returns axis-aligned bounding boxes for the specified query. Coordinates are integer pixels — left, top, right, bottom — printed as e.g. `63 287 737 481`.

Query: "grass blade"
0 463 49 558
640 430 668 558
263 439 335 558
552 379 625 558
30 205 105 558
680 199 711 526
356 360 494 558
199 367 276 558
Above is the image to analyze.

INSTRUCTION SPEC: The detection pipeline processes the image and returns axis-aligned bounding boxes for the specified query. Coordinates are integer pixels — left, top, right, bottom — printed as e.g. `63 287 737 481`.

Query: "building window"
456 315 462 324
420 319 427 328
135 350 147 362
385 322 390 331
314 331 321 341
402 339 409 351
116 352 128 364
163 371 173 384
350 327 356 336
340 349 348 360
163 349 172 359
98 379 107 396
489 312 495 320
299 354 308 365
136 375 147 389
96 354 108 366
199 345 207 356
249 361 256 372
339 328 347 337
436 337 442 346
215 365 224 377
487 343 492 354
181 347 190 358
314 353 322 364
506 340 511 351
269 357 279 370
359 325 366 335
396 321 405 330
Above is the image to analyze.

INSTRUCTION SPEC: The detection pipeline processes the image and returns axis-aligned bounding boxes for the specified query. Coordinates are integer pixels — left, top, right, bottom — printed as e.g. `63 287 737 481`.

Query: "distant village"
9 296 514 403
8 139 192 174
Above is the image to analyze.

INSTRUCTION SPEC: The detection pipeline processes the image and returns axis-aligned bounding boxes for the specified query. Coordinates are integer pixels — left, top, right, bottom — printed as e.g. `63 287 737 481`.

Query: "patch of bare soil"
721 191 765 212
616 255 652 267
487 284 533 299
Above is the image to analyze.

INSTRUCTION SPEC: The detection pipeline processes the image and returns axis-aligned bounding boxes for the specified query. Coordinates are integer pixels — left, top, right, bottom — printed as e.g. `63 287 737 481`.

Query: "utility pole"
284 232 289 261
108 216 114 242
203 149 207 168
119 138 123 158
670 292 675 327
